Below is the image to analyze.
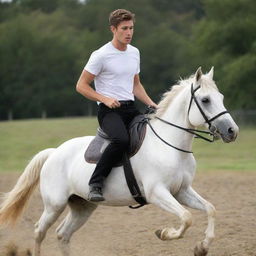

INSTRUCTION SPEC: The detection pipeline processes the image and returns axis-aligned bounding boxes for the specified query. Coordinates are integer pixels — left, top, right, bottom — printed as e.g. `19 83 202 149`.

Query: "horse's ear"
208 66 214 79
195 67 203 82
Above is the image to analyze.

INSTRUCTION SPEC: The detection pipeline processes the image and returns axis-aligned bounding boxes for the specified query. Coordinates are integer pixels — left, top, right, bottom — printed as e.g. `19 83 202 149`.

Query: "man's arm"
76 70 121 108
133 74 157 108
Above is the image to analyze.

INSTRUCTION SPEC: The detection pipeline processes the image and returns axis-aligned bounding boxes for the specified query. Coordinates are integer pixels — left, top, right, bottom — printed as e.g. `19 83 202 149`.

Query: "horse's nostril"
228 127 234 134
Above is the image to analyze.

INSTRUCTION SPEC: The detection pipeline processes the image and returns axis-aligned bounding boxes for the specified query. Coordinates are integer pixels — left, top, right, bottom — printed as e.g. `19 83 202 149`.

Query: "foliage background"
0 0 255 120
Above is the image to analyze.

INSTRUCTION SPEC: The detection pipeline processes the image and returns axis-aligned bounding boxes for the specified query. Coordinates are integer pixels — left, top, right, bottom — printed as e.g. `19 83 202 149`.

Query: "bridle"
147 83 229 153
187 83 229 131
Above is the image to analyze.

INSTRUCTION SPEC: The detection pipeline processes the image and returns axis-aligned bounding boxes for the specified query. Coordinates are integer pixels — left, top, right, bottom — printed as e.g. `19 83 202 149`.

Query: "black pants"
88 101 140 186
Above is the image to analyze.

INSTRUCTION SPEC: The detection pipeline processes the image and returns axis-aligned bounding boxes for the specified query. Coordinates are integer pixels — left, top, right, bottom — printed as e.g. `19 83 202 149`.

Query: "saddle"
84 112 155 208
84 114 148 166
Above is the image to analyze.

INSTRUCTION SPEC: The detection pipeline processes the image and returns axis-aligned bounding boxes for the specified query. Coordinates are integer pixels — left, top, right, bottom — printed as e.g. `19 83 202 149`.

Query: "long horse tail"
0 148 55 226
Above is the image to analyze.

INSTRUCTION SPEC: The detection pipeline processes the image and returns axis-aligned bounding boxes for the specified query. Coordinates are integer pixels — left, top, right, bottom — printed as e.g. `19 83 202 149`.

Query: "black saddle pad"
84 114 148 166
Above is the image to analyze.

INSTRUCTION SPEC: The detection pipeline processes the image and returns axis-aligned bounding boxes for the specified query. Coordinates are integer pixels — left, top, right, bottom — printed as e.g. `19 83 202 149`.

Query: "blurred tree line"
0 0 255 120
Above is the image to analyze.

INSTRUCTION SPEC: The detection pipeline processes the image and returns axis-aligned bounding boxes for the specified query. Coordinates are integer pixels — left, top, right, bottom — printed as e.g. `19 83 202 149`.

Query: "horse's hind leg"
34 201 66 256
56 195 97 256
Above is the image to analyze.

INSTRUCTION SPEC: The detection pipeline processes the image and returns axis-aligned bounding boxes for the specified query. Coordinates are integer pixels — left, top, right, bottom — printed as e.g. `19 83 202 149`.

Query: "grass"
0 117 98 172
193 127 256 172
0 117 255 172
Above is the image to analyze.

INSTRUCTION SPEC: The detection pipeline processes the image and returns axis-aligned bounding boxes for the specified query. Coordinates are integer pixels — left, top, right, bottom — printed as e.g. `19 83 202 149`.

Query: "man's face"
111 20 134 45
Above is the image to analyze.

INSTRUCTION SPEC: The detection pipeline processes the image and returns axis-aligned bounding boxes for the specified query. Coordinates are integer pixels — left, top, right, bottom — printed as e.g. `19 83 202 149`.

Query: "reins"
146 120 194 153
147 83 229 153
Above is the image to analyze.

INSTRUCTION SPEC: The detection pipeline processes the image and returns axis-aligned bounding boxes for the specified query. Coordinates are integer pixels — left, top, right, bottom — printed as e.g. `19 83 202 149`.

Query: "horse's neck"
149 88 194 152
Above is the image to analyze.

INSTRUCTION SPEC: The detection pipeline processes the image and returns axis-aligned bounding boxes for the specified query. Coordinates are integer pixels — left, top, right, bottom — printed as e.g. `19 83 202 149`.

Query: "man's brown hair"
109 9 135 27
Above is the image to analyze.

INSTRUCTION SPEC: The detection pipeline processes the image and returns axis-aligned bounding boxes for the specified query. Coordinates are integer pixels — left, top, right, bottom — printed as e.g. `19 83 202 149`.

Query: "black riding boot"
88 183 105 202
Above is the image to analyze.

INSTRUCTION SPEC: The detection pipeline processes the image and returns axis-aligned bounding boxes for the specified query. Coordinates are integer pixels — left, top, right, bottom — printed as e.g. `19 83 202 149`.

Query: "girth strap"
123 153 147 209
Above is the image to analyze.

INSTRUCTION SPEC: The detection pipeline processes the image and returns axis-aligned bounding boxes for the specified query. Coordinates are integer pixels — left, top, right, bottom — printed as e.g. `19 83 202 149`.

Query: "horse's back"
42 135 94 169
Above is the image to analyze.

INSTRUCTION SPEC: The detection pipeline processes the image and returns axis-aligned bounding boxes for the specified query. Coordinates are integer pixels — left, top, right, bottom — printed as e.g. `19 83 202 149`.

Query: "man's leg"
88 112 129 201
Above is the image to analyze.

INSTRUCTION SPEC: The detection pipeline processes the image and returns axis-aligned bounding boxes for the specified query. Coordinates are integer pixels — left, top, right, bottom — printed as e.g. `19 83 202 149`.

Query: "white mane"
152 74 218 118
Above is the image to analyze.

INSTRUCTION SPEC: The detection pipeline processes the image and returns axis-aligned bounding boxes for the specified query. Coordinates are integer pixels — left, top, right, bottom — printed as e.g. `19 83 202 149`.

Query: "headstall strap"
189 83 229 129
148 83 230 154
190 83 212 128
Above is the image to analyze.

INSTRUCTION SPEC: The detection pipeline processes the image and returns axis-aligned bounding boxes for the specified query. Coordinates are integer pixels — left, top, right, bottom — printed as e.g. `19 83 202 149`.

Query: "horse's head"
188 67 239 143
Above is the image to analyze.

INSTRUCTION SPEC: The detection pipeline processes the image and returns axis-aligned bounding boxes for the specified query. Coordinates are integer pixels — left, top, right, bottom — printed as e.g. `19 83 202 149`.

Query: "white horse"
0 67 239 256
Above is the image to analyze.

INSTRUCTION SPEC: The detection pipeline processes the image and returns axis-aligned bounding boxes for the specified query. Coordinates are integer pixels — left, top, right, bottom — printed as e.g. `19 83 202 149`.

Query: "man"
76 9 157 202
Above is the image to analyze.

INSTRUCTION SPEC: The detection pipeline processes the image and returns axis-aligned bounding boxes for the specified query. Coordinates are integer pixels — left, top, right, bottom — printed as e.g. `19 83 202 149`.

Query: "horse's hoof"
194 241 209 256
155 229 162 239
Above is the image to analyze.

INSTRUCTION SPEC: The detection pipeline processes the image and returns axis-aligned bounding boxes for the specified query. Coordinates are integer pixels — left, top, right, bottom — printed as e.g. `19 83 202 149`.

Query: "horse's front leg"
175 186 216 256
148 185 192 241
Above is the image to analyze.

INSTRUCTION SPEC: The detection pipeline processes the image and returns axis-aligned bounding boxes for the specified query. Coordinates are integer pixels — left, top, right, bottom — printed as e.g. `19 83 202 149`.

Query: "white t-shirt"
84 42 140 101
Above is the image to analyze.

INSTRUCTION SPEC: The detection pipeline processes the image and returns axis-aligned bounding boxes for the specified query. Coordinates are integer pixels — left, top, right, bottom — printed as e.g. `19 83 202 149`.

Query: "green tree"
192 0 256 109
0 11 93 119
137 24 190 102
8 0 253 119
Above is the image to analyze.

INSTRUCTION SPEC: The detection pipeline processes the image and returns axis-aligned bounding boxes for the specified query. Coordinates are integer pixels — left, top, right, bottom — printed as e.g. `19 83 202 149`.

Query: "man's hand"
149 102 158 109
102 97 121 108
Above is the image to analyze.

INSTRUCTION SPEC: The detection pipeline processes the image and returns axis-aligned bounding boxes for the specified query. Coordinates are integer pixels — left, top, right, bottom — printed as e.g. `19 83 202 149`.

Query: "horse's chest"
167 172 184 195
162 163 194 195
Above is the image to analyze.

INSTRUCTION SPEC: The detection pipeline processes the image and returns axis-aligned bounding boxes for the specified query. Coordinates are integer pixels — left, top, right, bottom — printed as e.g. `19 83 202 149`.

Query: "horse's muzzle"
214 119 239 143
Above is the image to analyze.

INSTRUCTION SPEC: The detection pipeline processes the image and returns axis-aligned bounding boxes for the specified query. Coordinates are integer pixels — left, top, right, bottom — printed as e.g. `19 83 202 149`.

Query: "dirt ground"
0 171 255 256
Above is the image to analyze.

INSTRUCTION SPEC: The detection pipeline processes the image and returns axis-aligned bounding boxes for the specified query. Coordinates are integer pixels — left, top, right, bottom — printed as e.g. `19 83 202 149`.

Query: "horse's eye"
202 97 210 104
